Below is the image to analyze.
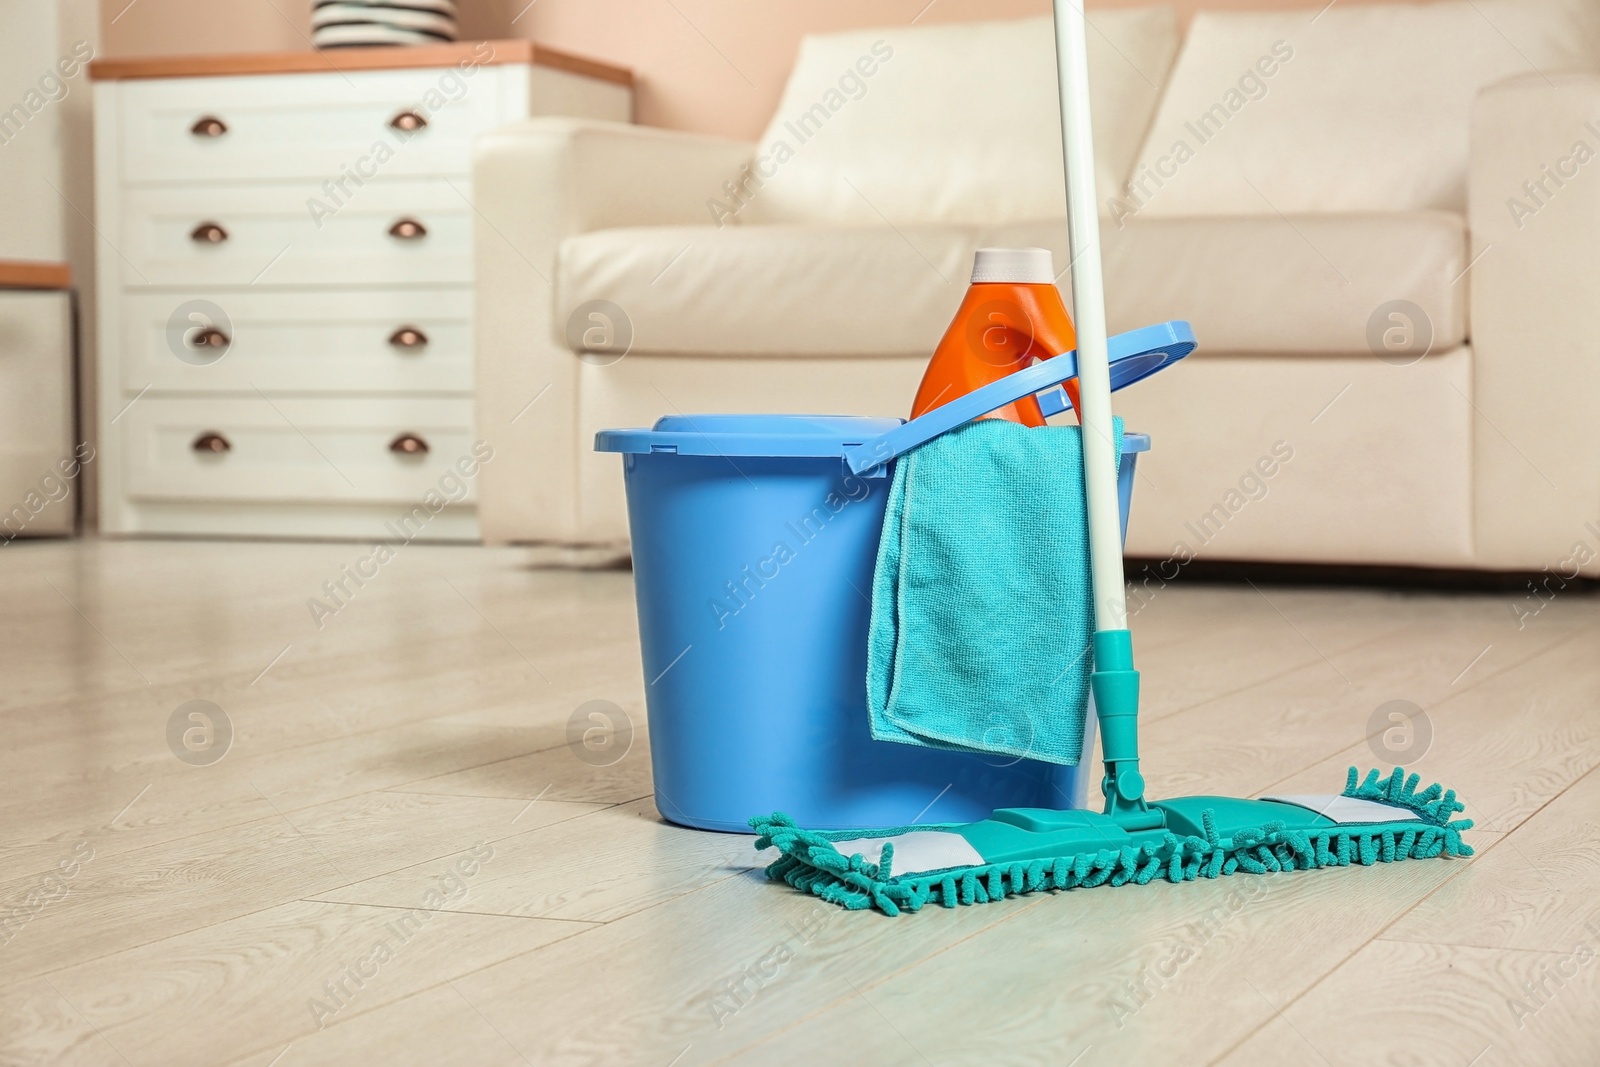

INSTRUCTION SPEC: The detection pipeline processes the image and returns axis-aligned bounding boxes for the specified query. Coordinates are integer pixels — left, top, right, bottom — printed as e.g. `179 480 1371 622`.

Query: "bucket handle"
843 320 1195 476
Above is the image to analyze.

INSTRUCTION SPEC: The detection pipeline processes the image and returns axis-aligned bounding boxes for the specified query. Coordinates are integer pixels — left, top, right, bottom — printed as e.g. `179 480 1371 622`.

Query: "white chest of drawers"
92 42 630 540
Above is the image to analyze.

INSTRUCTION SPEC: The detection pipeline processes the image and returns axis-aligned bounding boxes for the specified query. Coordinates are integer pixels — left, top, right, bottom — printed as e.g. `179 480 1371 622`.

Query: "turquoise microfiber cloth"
867 416 1122 766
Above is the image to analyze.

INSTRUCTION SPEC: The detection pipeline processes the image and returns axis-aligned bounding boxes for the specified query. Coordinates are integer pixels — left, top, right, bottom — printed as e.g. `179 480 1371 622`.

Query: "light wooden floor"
2 538 1597 1067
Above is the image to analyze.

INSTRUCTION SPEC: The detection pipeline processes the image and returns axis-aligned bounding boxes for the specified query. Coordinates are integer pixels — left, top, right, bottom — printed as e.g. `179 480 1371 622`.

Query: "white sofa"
473 1 1600 575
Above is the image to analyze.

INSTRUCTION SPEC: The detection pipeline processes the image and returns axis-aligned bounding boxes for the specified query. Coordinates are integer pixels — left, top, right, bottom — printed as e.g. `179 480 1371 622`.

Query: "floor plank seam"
5 892 358 988
1140 617 1423 723
0 730 601 864
1141 620 1445 727
378 788 655 808
240 717 565 775
275 806 622 899
1256 627 1591 802
206 917 606 1067
572 868 762 927
710 891 1066 1065
1372 937 1567 957
295 897 605 925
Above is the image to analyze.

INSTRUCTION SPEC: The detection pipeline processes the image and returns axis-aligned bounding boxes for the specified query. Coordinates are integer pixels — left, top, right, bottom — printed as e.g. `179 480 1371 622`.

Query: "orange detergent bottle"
910 247 1081 424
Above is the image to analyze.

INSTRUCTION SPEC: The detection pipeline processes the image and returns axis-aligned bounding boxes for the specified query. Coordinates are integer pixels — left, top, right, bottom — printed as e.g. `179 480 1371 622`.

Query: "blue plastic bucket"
598 417 1148 831
595 322 1194 831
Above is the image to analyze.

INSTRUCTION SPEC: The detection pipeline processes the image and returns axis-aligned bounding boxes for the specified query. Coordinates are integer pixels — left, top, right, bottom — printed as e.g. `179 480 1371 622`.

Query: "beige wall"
102 0 1397 140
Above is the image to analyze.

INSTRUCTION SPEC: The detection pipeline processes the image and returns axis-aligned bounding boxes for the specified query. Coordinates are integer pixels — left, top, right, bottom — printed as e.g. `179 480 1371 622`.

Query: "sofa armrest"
475 117 755 243
1468 72 1600 574
472 119 754 544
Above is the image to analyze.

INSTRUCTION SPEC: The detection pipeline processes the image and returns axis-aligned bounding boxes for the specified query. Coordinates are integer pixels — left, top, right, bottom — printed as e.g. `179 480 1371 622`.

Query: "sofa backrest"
1122 0 1600 219
736 9 1180 227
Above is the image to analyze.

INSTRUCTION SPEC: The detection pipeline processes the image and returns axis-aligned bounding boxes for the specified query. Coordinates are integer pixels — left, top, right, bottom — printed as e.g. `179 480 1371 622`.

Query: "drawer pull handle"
191 327 231 350
190 115 228 137
192 431 231 454
388 218 427 240
389 110 428 133
190 221 229 244
389 326 428 349
389 433 429 456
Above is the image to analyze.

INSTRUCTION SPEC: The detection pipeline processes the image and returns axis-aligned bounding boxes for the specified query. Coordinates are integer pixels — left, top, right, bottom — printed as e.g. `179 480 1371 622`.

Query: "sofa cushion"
734 9 1180 227
1124 0 1600 217
559 212 1466 358
992 212 1468 355
558 223 977 358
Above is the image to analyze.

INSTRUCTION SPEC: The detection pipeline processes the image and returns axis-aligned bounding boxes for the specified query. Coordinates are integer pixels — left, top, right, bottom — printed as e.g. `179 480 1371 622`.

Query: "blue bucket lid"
595 413 1149 458
596 414 900 459
597 321 1188 461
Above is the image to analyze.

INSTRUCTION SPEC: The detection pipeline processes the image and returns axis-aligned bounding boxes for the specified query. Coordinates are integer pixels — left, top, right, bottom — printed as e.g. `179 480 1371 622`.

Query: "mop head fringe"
750 768 1473 916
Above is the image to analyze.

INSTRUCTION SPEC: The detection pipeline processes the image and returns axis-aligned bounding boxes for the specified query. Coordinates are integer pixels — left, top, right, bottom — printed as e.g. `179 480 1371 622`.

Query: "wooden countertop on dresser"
88 39 632 86
0 261 72 291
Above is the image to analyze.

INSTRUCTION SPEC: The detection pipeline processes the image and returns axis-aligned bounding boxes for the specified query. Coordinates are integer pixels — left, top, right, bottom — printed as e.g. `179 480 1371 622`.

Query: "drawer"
120 289 472 394
117 64 520 183
118 181 470 287
122 396 480 506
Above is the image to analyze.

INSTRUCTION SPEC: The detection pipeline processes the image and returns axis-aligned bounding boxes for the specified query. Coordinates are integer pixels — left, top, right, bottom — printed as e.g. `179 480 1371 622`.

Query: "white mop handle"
1052 0 1128 632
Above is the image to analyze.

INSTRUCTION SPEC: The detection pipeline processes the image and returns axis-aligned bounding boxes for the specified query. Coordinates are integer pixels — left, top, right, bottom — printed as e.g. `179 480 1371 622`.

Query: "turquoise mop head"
751 768 1472 915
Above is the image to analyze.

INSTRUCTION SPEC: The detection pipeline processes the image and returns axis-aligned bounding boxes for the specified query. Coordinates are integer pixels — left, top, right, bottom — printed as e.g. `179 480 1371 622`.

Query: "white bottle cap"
970 247 1055 284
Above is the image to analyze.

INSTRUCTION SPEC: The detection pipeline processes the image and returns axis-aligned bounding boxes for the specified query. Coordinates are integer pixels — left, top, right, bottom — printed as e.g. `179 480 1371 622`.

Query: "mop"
749 0 1472 914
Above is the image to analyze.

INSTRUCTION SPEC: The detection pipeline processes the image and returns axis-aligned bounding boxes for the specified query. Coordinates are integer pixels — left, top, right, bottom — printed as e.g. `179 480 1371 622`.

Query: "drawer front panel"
121 289 472 394
118 63 518 183
123 396 480 505
120 181 471 287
